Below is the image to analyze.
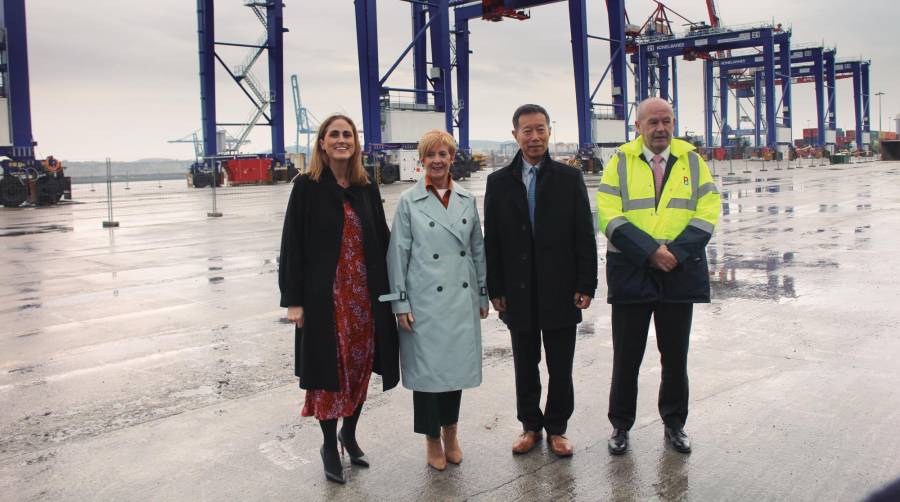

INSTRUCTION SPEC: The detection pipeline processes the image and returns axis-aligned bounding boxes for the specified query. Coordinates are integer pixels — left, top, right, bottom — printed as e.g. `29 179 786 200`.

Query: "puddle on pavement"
0 225 73 237
576 318 601 339
483 345 512 366
707 249 814 301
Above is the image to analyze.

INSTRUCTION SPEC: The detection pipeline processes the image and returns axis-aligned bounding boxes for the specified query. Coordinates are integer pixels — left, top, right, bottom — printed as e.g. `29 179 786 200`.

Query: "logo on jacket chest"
683 176 689 186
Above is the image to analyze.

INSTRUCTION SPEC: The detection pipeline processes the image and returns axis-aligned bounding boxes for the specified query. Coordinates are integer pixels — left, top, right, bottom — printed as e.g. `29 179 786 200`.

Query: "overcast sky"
18 0 900 161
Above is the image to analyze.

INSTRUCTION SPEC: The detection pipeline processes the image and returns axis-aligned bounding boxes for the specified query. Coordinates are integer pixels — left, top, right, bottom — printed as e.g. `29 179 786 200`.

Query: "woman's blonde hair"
308 114 369 185
417 129 457 161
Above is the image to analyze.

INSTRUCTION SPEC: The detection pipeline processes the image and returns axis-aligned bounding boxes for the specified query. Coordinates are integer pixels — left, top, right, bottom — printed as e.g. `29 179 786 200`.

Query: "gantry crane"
714 46 837 150
192 0 296 188
1 0 71 207
355 0 632 178
290 74 317 169
353 0 872 174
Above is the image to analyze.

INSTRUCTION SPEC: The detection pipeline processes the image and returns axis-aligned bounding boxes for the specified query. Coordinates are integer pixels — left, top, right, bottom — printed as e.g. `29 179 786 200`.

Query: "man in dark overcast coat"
484 104 598 457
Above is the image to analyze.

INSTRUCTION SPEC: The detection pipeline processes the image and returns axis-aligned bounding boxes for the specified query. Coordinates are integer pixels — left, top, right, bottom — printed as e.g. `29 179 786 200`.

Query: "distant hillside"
469 140 516 151
59 139 513 181
62 159 192 182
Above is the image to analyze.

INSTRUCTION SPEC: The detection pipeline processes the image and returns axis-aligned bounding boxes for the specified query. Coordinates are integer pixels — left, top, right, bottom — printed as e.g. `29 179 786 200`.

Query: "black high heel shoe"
338 429 370 468
320 445 345 484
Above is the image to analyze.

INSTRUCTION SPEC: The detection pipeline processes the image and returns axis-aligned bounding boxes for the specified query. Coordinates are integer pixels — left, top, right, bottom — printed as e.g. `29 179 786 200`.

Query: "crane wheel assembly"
0 157 72 208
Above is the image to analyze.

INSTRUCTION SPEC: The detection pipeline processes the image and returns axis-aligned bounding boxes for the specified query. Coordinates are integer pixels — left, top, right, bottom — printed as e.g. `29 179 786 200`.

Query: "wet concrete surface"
2 159 900 501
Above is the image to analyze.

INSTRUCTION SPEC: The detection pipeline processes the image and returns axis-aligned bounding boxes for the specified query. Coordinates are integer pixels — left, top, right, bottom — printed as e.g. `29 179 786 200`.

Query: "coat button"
519 282 526 289
433 253 439 260
429 221 435 227
462 218 467 224
463 282 469 288
437 286 443 292
521 253 527 262
460 251 466 257
521 224 527 231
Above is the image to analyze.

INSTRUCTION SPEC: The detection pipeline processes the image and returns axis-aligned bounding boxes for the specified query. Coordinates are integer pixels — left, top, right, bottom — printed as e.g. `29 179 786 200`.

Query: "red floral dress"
301 199 376 420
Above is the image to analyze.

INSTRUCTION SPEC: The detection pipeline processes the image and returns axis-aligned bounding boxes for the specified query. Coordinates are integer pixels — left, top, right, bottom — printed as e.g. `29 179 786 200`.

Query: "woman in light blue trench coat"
381 130 489 471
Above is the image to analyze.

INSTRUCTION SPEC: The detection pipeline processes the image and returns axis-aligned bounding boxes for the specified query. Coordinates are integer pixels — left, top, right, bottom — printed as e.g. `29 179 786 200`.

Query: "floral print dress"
301 199 375 420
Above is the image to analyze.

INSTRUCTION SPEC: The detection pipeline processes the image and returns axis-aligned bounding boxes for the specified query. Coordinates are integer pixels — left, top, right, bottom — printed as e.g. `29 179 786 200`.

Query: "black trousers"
413 390 462 438
608 302 693 431
509 325 576 436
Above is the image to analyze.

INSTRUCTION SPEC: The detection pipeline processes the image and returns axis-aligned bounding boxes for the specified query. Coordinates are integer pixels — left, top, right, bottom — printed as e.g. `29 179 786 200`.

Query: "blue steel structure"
195 0 286 166
850 60 871 150
354 1 875 167
1 0 34 160
634 25 793 149
354 0 630 168
766 58 871 150
713 46 836 149
831 60 870 150
354 0 454 151
0 0 71 207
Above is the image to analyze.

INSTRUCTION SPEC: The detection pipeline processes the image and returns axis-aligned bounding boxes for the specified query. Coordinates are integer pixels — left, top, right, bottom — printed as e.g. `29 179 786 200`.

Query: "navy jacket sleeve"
667 226 712 265
609 223 660 267
573 170 599 296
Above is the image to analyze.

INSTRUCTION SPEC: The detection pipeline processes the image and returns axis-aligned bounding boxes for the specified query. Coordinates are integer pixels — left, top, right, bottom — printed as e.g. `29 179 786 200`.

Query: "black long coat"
483 151 598 332
278 168 400 392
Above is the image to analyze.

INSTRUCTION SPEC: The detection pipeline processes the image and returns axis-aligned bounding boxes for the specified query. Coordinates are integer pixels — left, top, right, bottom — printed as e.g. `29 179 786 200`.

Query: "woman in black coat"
279 114 399 484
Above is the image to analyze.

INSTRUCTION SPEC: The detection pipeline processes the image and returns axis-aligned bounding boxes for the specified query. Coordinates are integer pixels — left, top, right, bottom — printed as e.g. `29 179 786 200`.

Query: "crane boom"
706 0 721 27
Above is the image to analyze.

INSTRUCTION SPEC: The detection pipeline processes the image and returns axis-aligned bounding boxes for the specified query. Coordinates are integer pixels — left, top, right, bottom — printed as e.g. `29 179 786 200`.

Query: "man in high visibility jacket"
597 97 720 456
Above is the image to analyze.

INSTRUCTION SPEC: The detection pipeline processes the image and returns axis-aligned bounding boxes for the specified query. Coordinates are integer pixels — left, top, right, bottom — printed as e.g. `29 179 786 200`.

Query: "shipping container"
223 158 272 185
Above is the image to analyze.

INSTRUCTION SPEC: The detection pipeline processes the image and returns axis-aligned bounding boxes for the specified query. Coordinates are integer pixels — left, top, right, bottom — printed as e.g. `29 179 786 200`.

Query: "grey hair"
636 97 674 121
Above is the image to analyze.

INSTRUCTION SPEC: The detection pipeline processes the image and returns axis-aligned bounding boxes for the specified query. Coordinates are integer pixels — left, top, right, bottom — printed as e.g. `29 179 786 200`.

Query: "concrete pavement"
2 159 900 501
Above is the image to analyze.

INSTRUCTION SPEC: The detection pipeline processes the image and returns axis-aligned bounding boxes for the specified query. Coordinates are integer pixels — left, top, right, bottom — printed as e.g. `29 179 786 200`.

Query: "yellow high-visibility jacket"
597 136 720 303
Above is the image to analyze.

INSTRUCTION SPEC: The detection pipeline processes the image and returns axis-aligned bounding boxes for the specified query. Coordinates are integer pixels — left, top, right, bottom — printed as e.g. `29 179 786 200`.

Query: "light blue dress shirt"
522 157 540 187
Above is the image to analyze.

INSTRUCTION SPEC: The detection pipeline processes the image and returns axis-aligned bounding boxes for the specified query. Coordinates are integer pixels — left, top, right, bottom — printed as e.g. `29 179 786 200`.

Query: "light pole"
551 120 557 157
875 91 885 136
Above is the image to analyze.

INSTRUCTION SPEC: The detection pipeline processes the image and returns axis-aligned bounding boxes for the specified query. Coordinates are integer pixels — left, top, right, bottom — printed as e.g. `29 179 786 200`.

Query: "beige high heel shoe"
426 436 447 471
442 424 463 464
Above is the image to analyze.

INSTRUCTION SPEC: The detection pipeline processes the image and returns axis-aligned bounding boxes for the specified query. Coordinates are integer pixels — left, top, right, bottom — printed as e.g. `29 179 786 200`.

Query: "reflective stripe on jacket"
596 136 721 303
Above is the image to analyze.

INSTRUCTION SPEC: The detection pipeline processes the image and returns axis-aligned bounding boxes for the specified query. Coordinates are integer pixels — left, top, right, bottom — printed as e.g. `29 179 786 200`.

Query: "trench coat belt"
378 291 407 302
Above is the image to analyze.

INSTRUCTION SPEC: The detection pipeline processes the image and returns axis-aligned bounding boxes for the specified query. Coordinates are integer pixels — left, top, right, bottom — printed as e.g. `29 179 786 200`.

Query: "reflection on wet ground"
0 224 73 237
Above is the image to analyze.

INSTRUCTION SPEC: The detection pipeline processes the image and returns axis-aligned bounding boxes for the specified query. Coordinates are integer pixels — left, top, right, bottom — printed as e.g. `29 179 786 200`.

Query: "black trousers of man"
608 302 693 431
510 301 576 436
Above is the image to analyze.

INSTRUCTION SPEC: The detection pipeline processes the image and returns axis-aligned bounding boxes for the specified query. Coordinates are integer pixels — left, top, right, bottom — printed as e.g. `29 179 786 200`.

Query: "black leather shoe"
320 445 346 484
664 427 692 454
608 428 629 455
338 429 369 467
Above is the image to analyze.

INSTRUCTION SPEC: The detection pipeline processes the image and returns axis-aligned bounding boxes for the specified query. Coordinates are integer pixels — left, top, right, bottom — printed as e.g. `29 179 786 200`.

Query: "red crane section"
481 0 530 22
706 0 721 28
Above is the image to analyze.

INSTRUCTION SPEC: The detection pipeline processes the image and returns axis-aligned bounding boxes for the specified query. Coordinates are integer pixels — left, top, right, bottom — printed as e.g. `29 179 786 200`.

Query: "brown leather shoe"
547 434 574 457
426 437 447 471
512 431 542 455
442 424 463 465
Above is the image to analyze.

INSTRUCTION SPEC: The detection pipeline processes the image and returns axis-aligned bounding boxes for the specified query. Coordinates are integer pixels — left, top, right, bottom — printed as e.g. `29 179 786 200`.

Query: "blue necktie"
527 166 537 229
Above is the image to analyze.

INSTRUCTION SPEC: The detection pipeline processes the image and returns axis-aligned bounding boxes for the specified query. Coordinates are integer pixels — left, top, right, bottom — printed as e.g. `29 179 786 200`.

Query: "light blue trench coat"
380 180 488 392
